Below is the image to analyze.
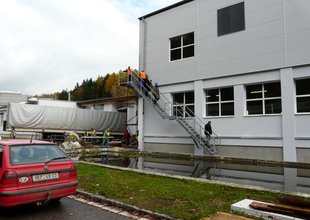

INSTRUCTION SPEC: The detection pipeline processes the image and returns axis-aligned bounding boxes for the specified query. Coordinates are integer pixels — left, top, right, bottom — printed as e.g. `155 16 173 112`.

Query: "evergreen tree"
58 90 68 100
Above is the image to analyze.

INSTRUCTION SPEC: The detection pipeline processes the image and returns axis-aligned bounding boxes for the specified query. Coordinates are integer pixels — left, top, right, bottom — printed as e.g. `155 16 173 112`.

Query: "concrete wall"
144 142 194 154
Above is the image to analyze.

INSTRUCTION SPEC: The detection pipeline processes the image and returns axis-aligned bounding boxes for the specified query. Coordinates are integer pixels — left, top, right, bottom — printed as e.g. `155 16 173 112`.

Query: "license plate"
32 173 59 182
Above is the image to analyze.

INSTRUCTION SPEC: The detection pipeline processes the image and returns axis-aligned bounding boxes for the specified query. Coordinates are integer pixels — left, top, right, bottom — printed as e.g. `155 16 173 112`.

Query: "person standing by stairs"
204 121 212 141
127 66 132 82
139 70 147 90
152 83 160 104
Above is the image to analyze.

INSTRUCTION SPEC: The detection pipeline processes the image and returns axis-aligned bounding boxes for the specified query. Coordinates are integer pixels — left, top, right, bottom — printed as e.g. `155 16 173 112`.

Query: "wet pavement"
0 197 133 220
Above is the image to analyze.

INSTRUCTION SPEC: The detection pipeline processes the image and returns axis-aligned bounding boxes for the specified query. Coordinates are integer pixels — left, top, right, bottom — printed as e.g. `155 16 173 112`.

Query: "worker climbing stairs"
120 70 219 155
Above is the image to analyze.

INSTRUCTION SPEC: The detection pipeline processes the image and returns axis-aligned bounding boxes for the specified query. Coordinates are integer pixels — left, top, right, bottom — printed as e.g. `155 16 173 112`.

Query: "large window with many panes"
296 78 310 113
170 32 194 61
172 91 195 117
206 87 234 116
246 82 281 115
218 2 245 36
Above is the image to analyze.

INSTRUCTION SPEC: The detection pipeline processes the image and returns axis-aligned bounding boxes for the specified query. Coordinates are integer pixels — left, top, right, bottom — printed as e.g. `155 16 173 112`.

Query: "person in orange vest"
127 66 132 82
139 70 147 90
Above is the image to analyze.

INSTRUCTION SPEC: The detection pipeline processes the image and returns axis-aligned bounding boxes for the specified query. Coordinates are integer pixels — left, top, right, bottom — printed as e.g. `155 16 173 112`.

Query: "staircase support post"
138 97 144 151
194 80 205 155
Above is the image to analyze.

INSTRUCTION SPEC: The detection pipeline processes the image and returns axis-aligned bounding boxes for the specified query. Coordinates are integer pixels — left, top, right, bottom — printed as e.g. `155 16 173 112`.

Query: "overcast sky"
0 0 179 96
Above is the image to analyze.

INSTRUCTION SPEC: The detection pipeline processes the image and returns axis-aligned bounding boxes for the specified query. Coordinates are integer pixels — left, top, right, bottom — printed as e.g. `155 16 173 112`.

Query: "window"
10 144 68 165
296 78 310 113
218 2 245 36
172 91 195 117
170 32 194 61
206 87 234 116
246 82 281 115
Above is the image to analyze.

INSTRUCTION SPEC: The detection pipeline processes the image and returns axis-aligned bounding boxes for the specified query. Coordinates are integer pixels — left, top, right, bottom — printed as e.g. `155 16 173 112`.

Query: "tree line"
39 70 135 101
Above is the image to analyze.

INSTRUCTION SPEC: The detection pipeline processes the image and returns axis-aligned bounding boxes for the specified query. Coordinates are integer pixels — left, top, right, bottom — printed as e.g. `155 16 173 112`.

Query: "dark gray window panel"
247 100 263 115
221 102 234 116
296 78 310 113
297 97 310 113
265 82 281 98
265 99 282 114
246 84 262 99
185 105 195 117
221 87 234 101
218 2 245 36
183 45 194 58
185 91 194 104
296 78 310 95
207 104 220 116
173 93 184 104
173 106 184 117
170 36 181 49
183 32 194 45
170 49 181 61
206 89 219 102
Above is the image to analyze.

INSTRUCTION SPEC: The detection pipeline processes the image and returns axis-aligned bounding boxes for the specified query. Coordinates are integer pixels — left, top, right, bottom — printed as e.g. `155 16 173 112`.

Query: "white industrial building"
136 0 310 163
0 91 28 132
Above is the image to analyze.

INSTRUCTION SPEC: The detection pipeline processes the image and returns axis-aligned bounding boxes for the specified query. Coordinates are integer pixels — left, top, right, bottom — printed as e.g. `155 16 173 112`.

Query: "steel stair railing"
124 71 219 155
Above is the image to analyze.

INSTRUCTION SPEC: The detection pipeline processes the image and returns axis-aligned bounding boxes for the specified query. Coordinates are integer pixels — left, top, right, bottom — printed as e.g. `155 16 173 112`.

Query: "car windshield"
10 144 68 165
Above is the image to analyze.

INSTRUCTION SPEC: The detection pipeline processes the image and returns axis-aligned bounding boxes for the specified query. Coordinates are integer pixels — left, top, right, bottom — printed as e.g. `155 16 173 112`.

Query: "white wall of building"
38 99 77 108
139 0 310 162
0 91 28 132
143 65 310 161
140 0 310 84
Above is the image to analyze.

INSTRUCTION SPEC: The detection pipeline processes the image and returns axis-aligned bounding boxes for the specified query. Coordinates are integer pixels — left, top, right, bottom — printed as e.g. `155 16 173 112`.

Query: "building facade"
0 91 28 132
138 0 310 162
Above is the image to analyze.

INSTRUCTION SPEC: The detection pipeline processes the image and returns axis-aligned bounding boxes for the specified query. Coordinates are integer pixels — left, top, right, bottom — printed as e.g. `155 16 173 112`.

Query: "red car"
0 139 77 207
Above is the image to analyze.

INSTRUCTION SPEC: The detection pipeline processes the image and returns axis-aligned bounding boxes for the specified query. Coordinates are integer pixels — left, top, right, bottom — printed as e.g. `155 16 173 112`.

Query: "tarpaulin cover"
7 103 126 132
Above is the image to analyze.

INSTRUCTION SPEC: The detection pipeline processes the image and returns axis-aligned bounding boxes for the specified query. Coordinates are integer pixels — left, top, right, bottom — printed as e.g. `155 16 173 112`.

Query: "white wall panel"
295 115 310 138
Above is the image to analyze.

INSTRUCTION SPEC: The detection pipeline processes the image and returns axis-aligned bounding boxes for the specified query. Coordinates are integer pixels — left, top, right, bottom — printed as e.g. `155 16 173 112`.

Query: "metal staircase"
122 71 219 155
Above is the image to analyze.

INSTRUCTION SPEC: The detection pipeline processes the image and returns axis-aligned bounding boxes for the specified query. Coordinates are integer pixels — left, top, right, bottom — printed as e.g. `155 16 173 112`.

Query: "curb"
77 190 174 220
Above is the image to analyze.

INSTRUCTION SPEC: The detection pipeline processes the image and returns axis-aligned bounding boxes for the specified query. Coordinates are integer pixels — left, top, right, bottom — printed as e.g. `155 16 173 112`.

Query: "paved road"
0 197 132 220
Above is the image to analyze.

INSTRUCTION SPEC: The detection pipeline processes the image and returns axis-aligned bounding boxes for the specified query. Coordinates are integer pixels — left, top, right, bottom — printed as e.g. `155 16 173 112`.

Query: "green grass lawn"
77 163 305 220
